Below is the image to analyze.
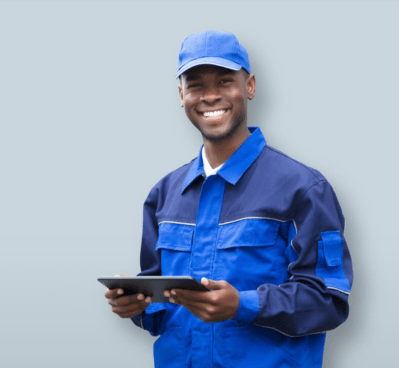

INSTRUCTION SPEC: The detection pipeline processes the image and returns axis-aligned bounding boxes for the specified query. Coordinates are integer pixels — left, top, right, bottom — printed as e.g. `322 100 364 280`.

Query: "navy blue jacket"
133 127 353 368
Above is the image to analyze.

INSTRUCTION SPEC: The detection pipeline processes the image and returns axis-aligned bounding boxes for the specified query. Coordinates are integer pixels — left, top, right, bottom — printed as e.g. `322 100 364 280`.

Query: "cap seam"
205 30 209 57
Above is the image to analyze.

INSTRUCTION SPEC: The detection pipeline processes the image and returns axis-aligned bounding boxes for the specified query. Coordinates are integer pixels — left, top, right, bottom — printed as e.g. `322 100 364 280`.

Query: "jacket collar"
181 126 266 194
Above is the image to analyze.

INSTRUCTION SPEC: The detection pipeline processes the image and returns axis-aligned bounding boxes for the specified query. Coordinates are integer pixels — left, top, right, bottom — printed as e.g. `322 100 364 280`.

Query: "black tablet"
98 276 209 303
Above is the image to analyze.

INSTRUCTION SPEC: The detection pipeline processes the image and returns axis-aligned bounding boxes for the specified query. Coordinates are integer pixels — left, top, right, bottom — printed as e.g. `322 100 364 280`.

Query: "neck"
203 126 251 169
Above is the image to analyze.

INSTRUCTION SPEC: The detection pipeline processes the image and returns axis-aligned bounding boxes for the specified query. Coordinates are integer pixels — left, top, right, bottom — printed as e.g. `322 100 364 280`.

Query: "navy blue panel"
220 145 322 224
155 162 203 225
253 180 352 337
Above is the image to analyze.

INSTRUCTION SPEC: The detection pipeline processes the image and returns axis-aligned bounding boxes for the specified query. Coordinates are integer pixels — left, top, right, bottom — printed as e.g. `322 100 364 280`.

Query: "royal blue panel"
214 219 286 290
190 174 225 368
285 244 299 265
156 222 194 251
156 223 193 276
321 230 343 267
217 218 279 248
153 328 184 368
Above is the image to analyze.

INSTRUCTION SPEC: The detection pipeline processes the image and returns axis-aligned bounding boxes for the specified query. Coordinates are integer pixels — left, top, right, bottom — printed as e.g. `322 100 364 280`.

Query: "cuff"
131 312 144 328
233 290 259 323
131 303 167 336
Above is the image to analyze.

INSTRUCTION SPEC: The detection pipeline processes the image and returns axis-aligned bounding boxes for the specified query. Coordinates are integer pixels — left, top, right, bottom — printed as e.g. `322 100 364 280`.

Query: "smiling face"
178 65 256 142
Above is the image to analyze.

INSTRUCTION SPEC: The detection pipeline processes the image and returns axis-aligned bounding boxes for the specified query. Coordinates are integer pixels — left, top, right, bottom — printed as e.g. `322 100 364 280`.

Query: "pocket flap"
320 230 343 267
217 219 280 249
155 222 194 252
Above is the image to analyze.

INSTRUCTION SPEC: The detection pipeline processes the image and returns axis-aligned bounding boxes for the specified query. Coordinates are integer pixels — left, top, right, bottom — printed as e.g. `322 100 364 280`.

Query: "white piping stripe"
158 221 196 226
286 277 350 296
253 322 332 338
219 216 288 226
290 240 299 256
292 218 297 234
327 286 350 295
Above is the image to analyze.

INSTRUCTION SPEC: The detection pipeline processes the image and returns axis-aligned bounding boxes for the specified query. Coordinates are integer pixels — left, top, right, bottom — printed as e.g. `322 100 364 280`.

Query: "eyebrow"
184 69 235 82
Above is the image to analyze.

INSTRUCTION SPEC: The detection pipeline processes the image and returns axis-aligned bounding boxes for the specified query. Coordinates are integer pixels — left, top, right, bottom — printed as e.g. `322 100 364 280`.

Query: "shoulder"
259 144 326 187
146 158 197 200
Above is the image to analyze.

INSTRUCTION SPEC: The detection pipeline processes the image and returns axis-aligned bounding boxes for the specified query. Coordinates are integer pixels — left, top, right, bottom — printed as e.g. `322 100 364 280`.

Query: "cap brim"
175 57 242 79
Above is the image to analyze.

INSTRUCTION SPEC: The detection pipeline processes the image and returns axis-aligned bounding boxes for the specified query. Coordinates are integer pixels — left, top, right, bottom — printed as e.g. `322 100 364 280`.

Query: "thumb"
201 278 225 290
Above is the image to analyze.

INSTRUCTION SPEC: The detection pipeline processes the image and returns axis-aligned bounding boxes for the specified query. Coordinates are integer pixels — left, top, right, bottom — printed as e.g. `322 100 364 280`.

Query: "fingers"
165 288 214 303
201 278 227 290
105 274 152 318
107 293 152 306
107 293 152 319
104 274 130 298
162 280 230 304
162 280 240 323
104 288 124 299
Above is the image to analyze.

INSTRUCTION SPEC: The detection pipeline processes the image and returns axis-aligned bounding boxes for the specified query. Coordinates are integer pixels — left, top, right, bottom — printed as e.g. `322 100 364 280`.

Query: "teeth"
203 110 226 117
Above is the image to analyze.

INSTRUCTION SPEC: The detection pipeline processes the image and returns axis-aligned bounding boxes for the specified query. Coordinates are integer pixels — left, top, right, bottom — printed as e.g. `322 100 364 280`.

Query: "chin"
199 120 245 142
201 130 232 142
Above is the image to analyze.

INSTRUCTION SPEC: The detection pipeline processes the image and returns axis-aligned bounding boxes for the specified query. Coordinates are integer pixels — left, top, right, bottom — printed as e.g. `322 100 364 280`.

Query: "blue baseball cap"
175 30 251 79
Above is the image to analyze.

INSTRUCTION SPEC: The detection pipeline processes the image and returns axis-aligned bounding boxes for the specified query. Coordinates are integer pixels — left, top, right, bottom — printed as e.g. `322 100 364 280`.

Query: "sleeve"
131 186 167 336
233 179 353 337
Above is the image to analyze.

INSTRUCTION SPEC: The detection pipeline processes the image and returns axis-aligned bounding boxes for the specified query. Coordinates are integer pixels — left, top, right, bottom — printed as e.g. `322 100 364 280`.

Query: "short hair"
179 68 250 84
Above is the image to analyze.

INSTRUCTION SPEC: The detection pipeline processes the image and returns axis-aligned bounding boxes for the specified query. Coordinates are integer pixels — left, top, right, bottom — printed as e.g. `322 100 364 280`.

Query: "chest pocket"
155 222 194 276
214 219 287 288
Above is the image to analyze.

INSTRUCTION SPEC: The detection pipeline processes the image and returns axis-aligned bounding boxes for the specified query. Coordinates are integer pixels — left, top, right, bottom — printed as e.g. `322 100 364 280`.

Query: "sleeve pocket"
316 230 350 294
321 231 343 266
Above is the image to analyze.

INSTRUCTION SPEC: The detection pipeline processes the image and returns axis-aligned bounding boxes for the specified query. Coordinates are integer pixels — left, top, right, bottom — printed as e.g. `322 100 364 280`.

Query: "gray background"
1 0 398 367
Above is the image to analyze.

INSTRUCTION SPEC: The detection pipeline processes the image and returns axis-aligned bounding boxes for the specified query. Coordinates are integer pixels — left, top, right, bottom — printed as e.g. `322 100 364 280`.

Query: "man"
105 30 353 367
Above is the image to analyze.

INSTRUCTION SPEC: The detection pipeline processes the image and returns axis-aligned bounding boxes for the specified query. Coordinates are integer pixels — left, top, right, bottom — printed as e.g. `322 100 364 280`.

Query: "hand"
105 274 152 319
164 278 240 323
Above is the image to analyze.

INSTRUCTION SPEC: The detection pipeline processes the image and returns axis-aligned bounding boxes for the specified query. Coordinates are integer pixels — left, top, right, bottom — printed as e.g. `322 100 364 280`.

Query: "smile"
202 109 227 118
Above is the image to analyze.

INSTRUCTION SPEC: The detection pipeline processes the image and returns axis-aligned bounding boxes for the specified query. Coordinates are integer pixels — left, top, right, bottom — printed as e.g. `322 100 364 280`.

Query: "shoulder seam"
294 179 327 217
265 145 320 181
152 157 196 189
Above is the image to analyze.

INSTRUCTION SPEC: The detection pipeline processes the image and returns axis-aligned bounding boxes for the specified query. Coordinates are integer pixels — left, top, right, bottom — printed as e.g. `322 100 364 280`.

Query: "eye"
187 83 202 88
220 78 232 84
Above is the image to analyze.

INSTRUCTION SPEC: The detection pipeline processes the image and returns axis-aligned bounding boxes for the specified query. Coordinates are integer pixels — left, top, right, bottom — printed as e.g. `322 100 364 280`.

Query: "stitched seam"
294 180 325 218
327 286 350 295
252 322 329 338
265 145 321 182
158 221 195 226
219 216 288 226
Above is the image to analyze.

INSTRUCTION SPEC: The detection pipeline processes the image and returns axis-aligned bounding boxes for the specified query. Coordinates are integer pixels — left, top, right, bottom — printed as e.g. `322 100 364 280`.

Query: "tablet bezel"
98 276 209 303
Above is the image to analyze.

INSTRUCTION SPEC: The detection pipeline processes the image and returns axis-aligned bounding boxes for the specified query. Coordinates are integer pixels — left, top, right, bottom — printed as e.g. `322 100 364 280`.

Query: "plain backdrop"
1 1 398 367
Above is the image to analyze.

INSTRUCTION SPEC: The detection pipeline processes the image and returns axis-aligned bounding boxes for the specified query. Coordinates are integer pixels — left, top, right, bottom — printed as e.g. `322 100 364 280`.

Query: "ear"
246 74 256 100
178 84 184 107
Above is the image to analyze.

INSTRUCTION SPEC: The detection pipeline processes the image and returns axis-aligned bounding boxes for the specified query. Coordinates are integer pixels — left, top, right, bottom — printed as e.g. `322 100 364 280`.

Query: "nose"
200 84 222 104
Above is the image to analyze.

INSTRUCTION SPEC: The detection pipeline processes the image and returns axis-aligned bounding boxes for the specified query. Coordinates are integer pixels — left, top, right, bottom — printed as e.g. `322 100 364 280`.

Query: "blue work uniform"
132 127 353 368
